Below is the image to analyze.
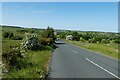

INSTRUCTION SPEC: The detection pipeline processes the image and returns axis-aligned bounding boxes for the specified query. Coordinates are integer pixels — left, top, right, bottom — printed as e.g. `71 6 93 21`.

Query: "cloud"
31 10 53 14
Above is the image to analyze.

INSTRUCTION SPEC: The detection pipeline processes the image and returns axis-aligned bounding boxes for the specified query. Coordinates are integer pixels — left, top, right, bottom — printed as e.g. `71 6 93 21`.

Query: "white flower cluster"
20 33 41 51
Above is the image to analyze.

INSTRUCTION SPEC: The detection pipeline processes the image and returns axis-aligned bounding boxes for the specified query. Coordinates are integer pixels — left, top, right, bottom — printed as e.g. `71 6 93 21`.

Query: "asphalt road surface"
48 40 119 79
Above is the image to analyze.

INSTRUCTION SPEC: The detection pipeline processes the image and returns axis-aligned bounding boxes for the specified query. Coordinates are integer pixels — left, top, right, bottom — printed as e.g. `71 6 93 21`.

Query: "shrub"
101 39 110 44
8 33 14 39
46 38 54 45
2 49 26 72
80 37 86 42
40 38 48 46
11 36 23 40
20 33 41 50
88 38 97 43
3 32 9 38
112 39 120 43
3 31 14 39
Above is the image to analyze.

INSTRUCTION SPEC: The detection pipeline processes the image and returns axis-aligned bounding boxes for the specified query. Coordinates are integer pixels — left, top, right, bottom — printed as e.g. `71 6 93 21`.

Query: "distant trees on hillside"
58 31 119 44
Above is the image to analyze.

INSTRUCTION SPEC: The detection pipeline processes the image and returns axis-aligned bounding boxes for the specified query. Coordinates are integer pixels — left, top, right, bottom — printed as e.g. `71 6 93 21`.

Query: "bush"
2 49 26 72
88 38 97 43
80 37 86 42
112 39 120 43
11 36 23 40
8 33 14 39
46 38 54 45
40 38 48 46
101 39 110 44
20 33 41 50
3 32 10 38
3 31 14 39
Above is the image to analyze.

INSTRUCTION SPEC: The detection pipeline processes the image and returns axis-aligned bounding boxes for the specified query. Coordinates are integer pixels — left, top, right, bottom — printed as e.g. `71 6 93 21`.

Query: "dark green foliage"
59 32 67 39
112 39 120 43
72 32 80 41
2 49 27 71
3 32 10 38
82 33 91 40
8 33 14 39
3 31 14 39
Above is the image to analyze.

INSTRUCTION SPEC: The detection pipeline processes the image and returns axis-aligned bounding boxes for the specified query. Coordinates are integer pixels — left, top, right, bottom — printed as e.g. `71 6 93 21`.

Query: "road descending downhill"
48 40 119 79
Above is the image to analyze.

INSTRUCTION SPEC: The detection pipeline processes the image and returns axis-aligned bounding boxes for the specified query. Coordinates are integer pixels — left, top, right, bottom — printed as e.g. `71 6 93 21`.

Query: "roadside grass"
3 46 52 78
2 26 53 78
65 40 119 59
2 39 22 52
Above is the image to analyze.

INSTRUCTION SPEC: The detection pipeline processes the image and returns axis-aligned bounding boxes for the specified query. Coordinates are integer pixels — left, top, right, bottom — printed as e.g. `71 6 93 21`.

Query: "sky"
2 2 118 32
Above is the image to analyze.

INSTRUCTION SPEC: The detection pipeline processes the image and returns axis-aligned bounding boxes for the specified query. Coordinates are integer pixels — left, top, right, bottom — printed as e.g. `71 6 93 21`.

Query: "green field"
2 39 22 52
65 40 119 59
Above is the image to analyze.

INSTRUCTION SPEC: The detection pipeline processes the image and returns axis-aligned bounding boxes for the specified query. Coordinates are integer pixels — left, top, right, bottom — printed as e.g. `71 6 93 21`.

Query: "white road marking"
72 50 78 54
85 58 120 79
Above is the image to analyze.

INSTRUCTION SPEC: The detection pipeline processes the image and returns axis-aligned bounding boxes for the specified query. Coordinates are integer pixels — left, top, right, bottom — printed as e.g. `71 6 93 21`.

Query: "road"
48 40 119 79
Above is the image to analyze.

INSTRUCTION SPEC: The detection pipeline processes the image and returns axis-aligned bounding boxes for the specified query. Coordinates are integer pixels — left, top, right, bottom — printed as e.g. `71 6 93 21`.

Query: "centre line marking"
85 58 120 79
72 50 78 54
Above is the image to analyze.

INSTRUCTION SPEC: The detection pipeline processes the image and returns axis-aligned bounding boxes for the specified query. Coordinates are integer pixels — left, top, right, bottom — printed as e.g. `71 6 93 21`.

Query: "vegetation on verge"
2 26 56 79
57 30 119 59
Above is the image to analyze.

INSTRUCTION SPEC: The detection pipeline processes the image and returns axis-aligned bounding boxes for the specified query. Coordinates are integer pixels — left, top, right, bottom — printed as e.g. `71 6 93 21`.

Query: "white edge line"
85 58 120 79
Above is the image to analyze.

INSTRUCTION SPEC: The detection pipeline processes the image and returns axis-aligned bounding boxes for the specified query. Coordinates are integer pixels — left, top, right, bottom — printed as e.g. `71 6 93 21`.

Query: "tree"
72 31 80 41
40 26 56 45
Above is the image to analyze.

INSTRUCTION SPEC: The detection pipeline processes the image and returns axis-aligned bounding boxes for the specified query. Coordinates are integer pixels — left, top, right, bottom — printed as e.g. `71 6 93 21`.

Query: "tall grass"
3 47 52 78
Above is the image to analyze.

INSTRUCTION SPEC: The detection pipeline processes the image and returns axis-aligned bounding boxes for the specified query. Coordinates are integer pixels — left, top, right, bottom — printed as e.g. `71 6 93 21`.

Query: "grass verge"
65 40 119 59
3 46 52 78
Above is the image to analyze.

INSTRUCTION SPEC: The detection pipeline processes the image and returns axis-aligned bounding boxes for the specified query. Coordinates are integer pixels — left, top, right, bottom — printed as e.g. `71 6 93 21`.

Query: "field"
65 40 119 59
1 26 53 78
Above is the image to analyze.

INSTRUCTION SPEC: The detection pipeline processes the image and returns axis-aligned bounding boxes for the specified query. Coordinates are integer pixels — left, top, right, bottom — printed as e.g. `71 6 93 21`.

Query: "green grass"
2 26 53 78
2 39 22 52
65 40 119 59
3 47 52 78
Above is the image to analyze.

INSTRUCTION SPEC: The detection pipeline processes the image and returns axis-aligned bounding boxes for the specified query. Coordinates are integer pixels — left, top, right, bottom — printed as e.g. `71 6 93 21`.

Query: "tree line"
58 30 120 44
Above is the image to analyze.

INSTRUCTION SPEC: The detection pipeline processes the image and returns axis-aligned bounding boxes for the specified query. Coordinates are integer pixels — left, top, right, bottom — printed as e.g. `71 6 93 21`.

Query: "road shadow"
55 42 66 45
54 42 66 49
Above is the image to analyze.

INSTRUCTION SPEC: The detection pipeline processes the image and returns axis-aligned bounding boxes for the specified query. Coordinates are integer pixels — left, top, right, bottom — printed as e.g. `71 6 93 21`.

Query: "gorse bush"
40 38 54 46
40 26 56 46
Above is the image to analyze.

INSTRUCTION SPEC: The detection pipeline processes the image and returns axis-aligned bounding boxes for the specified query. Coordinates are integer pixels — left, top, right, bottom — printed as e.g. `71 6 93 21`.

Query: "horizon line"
1 24 118 33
